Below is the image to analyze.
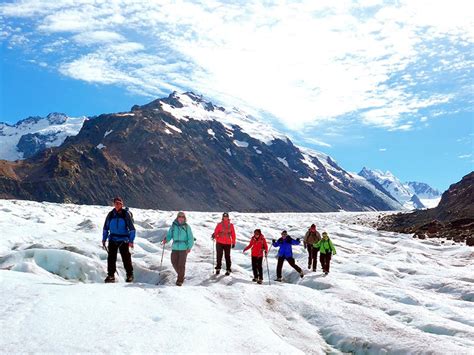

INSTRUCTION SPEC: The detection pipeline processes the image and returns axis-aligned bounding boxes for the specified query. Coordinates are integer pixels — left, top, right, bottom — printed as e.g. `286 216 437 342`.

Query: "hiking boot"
176 281 183 286
257 279 263 285
225 270 231 276
126 274 134 283
252 278 257 282
104 275 115 283
308 264 311 270
300 271 304 278
324 271 329 275
215 269 221 275
275 278 282 282
312 268 316 272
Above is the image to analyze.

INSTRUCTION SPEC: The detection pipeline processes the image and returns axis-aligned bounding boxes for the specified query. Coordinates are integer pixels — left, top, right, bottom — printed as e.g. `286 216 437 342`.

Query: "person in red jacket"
212 212 236 275
243 229 268 284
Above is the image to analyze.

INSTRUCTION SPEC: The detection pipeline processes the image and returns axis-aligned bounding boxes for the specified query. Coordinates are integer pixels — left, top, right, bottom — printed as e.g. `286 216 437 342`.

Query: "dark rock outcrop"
378 172 474 244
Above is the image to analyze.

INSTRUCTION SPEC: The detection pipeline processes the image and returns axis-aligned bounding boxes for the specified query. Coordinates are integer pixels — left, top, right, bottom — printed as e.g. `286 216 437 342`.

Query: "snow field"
0 199 473 354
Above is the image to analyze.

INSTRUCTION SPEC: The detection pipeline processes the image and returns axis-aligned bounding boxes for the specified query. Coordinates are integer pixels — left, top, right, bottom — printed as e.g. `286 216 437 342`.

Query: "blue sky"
0 0 472 191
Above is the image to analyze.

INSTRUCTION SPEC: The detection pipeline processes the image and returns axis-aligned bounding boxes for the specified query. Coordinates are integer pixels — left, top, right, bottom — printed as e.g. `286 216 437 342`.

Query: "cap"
222 212 229 218
113 196 123 203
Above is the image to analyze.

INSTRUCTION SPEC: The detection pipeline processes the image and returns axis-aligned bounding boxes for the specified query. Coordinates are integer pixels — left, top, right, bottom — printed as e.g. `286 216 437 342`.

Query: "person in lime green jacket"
162 211 194 286
313 232 336 275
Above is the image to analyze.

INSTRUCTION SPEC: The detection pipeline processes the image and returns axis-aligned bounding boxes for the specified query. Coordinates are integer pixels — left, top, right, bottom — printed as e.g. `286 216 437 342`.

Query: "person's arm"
125 211 136 244
165 225 174 243
187 225 194 250
313 240 321 248
330 240 336 255
243 238 253 252
263 238 269 254
272 239 280 247
231 224 236 246
291 238 300 245
102 213 111 244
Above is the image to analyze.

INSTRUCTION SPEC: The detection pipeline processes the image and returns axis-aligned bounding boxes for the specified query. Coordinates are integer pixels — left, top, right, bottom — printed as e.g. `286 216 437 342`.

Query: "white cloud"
1 0 472 132
303 137 332 148
458 154 472 159
72 31 125 45
379 148 387 152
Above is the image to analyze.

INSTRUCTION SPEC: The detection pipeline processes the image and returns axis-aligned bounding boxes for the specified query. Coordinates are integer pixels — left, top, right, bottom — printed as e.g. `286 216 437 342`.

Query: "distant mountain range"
0 91 437 212
359 167 441 210
0 113 86 160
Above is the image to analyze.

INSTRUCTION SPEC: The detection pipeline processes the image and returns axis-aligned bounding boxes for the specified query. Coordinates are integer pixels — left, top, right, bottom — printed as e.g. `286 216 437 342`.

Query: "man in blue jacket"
102 197 136 283
272 230 304 282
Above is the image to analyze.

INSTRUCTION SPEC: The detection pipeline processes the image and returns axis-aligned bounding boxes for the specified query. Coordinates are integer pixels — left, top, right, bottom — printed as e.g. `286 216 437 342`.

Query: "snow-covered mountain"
406 181 442 208
0 92 402 212
359 167 441 210
1 199 473 353
0 113 86 160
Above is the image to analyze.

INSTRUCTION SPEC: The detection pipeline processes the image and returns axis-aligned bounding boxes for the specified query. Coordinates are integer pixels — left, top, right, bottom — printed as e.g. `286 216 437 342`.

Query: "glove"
296 238 301 242
102 241 106 248
162 238 167 245
211 233 215 240
264 251 268 257
272 239 276 243
129 242 134 249
232 244 235 249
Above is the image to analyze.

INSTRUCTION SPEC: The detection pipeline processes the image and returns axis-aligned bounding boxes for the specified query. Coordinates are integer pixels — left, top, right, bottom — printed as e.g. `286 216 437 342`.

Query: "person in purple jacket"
272 230 304 282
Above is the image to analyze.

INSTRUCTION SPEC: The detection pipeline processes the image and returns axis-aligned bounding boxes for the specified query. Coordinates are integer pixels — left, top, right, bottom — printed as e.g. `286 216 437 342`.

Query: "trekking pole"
212 236 215 274
159 240 166 276
265 254 271 286
265 244 273 285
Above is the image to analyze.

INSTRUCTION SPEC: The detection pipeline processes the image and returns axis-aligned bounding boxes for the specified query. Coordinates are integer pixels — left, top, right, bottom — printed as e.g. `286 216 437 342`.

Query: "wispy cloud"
379 148 387 152
0 0 472 132
458 154 472 159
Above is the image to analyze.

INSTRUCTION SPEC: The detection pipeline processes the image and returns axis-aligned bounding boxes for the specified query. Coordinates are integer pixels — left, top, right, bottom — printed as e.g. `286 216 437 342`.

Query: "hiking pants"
307 244 318 270
251 256 264 280
276 257 302 278
216 243 232 271
320 253 332 273
171 250 188 283
107 240 133 277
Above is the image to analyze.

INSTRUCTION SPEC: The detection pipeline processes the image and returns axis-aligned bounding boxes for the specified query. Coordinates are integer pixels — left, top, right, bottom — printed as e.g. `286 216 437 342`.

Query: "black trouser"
276 257 302 278
171 250 188 283
216 243 232 271
320 253 332 273
107 240 133 276
307 245 318 270
251 256 264 280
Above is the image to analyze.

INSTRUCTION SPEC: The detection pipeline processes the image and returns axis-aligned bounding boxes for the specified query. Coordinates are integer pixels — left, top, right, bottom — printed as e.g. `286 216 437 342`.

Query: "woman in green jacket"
163 211 194 286
313 232 336 275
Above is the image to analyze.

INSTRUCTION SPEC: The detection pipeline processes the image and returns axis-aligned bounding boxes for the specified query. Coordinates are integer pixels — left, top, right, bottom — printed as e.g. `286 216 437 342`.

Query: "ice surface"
0 199 473 354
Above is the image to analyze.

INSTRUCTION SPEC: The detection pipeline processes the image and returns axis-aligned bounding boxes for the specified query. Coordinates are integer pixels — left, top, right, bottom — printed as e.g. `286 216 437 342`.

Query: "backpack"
124 207 134 224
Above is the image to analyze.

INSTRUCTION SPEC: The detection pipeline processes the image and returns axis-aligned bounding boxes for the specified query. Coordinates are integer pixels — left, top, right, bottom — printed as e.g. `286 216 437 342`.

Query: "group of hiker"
102 197 336 286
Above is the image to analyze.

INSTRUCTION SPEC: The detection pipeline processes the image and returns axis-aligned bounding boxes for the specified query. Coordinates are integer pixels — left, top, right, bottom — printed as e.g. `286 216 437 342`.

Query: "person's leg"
251 257 258 279
287 257 302 273
320 253 326 272
312 248 318 271
276 257 284 279
216 243 223 271
326 253 332 273
107 241 119 276
118 242 133 276
171 250 179 273
257 257 264 280
307 245 313 268
224 244 232 271
177 250 188 283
